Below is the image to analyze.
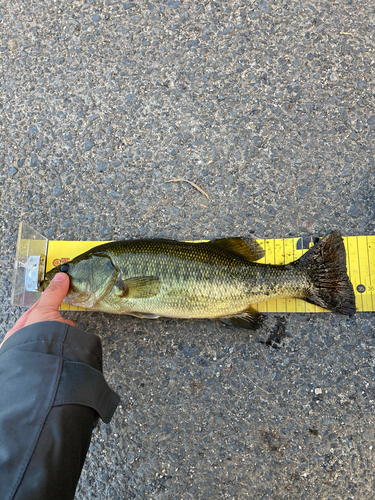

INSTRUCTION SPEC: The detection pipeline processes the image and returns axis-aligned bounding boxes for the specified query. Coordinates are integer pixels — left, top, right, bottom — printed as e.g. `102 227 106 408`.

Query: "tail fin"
295 230 356 315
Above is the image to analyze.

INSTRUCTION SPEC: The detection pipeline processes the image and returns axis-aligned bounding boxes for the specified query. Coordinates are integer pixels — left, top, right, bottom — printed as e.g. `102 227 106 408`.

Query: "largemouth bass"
40 230 355 329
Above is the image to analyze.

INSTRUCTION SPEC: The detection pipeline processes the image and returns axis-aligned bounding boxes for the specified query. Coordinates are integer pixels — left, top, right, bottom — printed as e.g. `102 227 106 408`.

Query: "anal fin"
219 306 263 330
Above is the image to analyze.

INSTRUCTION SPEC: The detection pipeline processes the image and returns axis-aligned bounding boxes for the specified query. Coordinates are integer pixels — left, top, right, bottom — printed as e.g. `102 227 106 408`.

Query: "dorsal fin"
208 237 265 262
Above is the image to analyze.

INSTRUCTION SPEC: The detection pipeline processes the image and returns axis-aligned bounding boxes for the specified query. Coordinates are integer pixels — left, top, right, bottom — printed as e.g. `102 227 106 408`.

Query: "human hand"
0 272 76 348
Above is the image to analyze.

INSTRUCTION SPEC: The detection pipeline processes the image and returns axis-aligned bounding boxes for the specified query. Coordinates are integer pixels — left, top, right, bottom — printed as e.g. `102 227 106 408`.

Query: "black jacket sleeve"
0 321 120 500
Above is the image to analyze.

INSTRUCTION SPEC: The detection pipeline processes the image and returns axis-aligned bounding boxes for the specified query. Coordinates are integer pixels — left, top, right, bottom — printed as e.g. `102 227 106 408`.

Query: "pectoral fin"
208 238 265 262
117 276 162 299
219 306 263 330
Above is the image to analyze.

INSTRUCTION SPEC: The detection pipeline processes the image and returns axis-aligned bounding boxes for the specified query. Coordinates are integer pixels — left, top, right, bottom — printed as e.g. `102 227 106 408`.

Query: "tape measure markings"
285 237 296 313
348 236 357 309
368 236 374 310
361 235 371 310
356 236 363 311
365 235 373 310
350 236 362 310
367 236 374 310
265 238 269 313
356 238 369 309
295 237 306 313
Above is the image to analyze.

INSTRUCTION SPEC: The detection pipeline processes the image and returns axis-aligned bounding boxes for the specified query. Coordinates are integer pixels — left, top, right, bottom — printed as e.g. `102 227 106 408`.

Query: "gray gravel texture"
1 0 375 498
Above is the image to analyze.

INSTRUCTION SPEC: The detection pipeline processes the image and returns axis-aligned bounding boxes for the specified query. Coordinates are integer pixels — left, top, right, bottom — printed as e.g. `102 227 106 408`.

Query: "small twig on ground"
165 178 210 199
339 32 359 38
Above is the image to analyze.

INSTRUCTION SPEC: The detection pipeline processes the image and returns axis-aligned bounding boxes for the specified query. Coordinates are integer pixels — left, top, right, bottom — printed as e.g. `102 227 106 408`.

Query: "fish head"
40 253 119 309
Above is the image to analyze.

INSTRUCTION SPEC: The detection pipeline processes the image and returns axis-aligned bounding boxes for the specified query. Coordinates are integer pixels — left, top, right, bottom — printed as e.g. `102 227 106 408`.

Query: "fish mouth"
39 278 50 291
39 270 57 291
38 266 62 290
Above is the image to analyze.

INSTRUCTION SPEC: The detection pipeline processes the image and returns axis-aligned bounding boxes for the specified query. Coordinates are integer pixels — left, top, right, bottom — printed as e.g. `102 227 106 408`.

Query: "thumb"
38 272 70 310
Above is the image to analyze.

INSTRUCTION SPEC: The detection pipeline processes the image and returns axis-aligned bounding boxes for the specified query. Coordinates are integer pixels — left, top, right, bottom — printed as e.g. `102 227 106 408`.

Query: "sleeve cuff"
54 361 120 424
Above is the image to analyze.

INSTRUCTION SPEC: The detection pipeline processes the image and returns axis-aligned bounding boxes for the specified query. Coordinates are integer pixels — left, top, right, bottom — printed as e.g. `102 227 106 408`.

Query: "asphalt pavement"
0 0 374 498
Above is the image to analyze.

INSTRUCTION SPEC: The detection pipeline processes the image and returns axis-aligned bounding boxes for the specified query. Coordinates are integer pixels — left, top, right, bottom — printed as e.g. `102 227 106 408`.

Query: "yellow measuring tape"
46 236 374 313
